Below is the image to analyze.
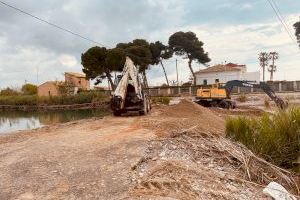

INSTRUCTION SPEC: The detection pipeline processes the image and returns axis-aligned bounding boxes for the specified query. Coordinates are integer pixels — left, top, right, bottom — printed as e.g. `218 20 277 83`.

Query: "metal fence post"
293 81 297 91
279 82 282 92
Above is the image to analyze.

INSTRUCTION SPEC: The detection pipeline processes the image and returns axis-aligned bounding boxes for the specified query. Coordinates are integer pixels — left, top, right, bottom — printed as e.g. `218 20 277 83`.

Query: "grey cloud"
0 0 185 87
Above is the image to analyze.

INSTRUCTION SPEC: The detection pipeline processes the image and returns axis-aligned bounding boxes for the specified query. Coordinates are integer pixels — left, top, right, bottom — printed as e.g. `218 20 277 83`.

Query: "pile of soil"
141 99 225 137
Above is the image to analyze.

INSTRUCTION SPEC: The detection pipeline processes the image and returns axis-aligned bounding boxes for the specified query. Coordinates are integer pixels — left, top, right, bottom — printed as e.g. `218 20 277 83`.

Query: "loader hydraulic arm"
224 80 287 109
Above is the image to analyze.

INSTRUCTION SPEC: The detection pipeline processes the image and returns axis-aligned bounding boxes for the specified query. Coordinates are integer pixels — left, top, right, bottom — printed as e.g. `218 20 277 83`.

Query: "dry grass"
236 93 247 102
226 107 300 172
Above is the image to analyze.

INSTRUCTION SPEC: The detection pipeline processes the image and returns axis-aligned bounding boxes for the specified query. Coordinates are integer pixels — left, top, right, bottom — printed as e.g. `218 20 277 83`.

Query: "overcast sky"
0 0 300 88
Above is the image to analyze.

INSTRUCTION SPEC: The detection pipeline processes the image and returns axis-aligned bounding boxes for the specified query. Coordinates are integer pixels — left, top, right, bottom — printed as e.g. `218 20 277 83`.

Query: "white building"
195 63 260 85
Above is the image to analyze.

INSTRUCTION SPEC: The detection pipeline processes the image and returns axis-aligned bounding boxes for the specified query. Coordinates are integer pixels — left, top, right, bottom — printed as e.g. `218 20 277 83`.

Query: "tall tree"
150 41 173 86
259 52 269 82
81 47 125 90
294 20 300 46
117 39 152 87
168 31 210 85
268 52 279 81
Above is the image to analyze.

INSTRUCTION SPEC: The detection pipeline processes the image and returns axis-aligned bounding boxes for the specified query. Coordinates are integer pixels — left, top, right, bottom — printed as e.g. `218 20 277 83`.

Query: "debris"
263 182 297 200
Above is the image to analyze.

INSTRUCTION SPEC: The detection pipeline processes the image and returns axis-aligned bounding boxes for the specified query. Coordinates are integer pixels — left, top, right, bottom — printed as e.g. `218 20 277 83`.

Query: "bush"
0 91 109 106
0 87 20 96
21 83 37 95
264 99 270 108
226 107 300 172
151 97 171 105
0 95 37 105
236 93 247 102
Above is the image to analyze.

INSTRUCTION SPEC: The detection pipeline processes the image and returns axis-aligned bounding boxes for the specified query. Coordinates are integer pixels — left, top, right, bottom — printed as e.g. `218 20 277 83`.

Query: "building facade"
195 63 260 85
38 72 90 97
64 72 90 90
37 81 61 97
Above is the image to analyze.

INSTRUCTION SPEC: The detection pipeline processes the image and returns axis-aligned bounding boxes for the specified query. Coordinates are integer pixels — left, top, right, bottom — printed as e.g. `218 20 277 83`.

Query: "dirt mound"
129 132 299 199
141 99 225 137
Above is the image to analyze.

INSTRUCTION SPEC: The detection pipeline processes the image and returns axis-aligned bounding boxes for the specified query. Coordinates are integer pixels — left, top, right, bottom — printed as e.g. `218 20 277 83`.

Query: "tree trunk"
160 60 169 86
188 59 196 85
142 71 149 88
106 72 115 90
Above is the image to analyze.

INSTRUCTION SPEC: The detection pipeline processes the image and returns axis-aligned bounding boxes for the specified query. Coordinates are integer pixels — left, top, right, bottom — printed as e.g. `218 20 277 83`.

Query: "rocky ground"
0 99 298 200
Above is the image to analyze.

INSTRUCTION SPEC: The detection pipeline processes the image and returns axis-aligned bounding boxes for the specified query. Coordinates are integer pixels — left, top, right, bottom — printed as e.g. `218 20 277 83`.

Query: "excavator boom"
225 80 288 109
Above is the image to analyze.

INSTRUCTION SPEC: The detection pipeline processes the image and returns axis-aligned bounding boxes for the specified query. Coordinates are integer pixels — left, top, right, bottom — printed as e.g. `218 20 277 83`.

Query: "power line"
0 1 110 48
266 0 297 44
270 0 295 40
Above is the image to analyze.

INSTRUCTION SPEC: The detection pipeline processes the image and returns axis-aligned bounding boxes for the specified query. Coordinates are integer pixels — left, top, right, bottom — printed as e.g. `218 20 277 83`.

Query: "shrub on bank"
0 91 109 106
226 107 300 172
236 93 247 102
151 96 171 105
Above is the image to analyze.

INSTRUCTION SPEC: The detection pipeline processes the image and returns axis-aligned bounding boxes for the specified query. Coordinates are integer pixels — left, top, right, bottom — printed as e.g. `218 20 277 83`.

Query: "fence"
145 81 300 97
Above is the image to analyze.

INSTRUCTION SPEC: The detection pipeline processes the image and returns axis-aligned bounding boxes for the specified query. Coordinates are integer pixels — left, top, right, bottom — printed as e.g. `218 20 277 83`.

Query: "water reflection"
0 109 110 134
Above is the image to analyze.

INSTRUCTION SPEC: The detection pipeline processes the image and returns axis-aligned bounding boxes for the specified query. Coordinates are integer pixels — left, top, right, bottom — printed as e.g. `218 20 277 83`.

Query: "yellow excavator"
195 80 287 109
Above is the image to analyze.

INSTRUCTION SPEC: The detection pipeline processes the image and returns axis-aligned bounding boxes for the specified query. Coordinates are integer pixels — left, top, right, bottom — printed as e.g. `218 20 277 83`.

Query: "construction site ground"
0 96 299 200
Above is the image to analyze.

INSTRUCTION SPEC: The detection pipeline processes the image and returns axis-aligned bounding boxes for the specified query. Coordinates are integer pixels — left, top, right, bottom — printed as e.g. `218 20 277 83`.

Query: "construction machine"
111 57 151 116
195 80 287 109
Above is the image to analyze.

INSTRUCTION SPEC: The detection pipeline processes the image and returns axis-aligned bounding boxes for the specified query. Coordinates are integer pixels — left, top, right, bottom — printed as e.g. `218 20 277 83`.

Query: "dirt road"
0 116 155 200
0 100 296 199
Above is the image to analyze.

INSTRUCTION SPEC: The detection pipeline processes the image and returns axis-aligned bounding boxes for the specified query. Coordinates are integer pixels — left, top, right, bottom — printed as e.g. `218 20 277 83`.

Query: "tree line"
81 31 211 89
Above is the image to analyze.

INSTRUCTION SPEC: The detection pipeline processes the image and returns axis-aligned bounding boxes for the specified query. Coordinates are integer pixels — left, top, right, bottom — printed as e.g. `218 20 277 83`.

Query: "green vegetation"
294 20 300 47
264 99 270 108
168 31 211 85
236 93 247 102
226 107 300 172
81 31 208 88
151 97 171 105
0 91 109 106
0 87 20 96
21 83 37 95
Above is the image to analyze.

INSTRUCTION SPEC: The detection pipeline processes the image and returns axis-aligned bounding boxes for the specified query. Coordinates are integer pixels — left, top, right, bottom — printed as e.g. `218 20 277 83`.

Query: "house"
37 81 62 97
38 72 90 97
195 63 260 85
64 72 90 90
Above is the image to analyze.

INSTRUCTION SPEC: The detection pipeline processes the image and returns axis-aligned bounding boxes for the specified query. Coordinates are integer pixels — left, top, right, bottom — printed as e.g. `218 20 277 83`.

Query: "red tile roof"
195 64 244 74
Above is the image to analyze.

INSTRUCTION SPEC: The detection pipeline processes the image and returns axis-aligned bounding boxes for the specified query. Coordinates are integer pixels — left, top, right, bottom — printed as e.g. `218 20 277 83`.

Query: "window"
215 79 219 83
203 80 207 85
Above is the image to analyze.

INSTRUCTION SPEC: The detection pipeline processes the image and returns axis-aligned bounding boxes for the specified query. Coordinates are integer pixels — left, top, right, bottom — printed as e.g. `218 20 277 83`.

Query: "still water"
0 109 110 134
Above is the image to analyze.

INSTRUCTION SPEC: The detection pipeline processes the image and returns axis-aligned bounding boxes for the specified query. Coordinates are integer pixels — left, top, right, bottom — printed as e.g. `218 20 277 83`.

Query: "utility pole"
268 52 279 81
259 52 269 82
176 59 179 86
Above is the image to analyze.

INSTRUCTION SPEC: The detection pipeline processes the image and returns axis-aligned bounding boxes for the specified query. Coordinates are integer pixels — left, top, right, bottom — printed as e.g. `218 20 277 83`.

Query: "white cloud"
147 13 300 86
58 54 77 67
240 3 253 10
